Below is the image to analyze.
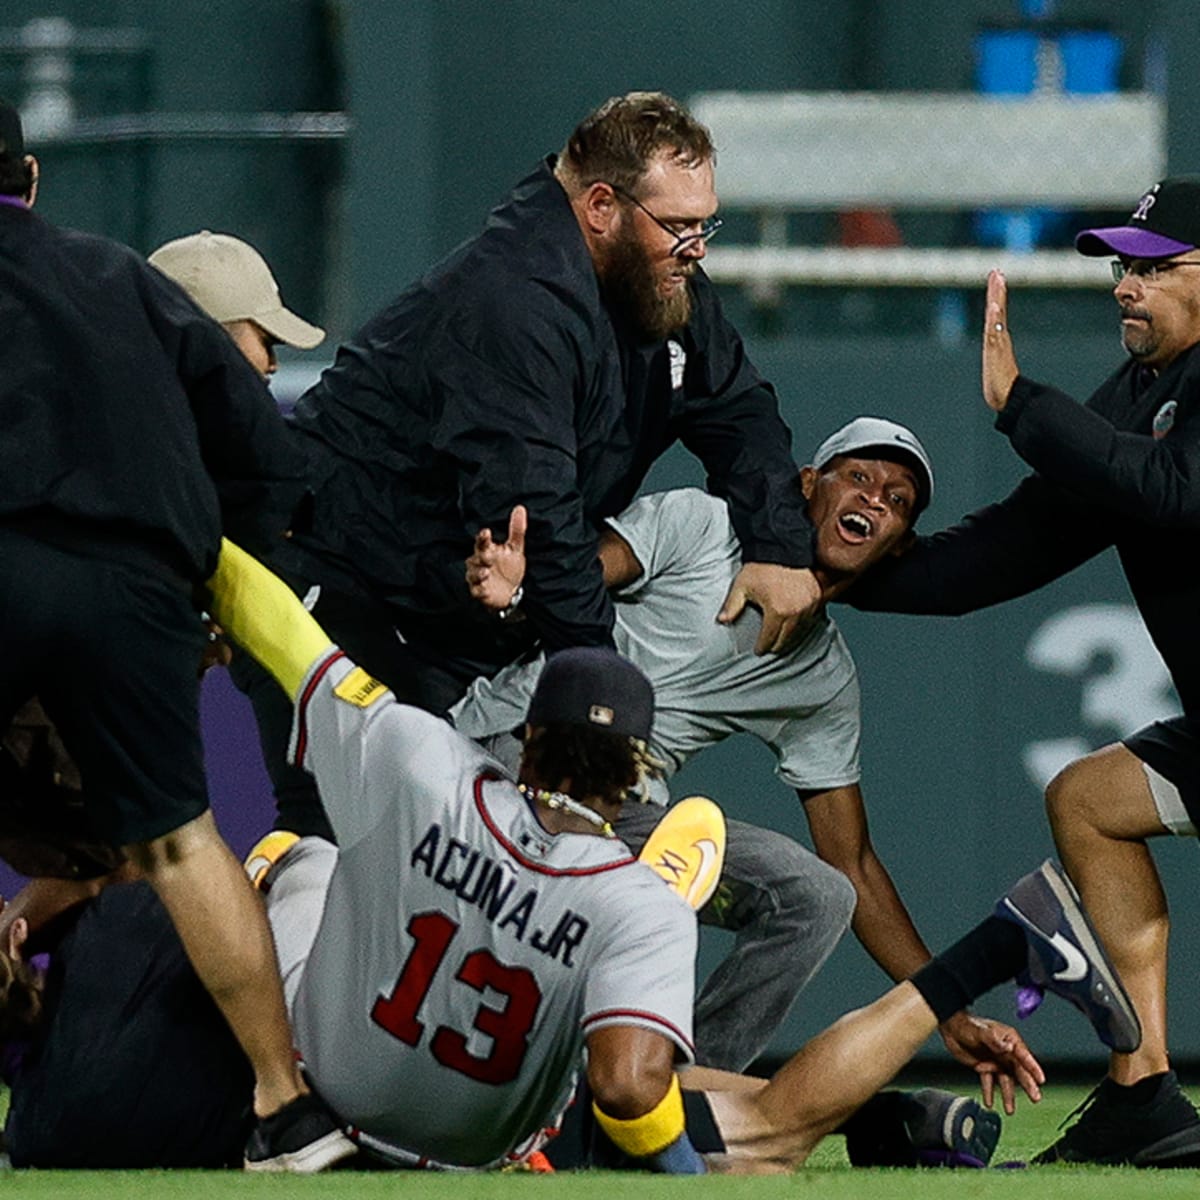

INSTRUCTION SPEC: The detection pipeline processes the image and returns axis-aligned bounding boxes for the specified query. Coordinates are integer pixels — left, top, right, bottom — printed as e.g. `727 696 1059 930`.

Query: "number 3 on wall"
1023 603 1178 790
371 911 543 1085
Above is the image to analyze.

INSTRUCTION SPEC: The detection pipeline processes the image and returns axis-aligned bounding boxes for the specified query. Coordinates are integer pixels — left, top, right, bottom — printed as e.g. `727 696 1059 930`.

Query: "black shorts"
0 531 209 846
1123 716 1200 827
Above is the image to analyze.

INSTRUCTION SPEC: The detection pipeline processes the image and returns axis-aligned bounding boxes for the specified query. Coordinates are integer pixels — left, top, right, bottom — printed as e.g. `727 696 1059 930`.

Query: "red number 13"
371 911 542 1085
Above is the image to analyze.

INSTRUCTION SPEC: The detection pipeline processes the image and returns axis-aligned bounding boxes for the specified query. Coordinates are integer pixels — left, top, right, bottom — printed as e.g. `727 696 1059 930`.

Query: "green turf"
2 1082 1199 1198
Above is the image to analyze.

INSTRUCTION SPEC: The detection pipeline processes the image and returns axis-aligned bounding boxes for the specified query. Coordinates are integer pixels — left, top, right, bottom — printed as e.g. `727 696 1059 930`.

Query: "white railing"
691 91 1166 290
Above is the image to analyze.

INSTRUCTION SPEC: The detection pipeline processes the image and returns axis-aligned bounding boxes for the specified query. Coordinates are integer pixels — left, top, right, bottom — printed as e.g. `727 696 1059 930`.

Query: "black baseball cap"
1075 177 1200 259
525 647 654 741
0 97 24 161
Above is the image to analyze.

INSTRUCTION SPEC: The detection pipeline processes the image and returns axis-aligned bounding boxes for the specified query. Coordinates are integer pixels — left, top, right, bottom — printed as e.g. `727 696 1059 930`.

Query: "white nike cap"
810 416 934 514
149 230 325 350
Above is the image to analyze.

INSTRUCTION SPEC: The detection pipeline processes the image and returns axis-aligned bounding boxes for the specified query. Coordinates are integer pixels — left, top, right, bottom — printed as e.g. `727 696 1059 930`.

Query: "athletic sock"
1102 1072 1171 1106
910 916 1028 1023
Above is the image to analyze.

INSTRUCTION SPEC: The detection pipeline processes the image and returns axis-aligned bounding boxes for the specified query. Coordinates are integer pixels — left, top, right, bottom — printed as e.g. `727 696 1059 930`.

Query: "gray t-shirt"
452 489 861 805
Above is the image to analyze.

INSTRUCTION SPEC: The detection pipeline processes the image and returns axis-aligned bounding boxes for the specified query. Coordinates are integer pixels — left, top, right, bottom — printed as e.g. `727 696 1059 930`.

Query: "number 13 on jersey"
371 910 543 1086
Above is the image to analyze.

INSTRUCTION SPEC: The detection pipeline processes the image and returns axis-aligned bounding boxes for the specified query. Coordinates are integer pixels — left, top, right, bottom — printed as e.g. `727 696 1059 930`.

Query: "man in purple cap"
849 177 1200 1167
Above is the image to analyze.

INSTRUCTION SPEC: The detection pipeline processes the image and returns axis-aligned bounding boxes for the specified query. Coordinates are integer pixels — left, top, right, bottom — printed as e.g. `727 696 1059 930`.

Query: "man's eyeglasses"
1110 258 1200 284
610 183 723 256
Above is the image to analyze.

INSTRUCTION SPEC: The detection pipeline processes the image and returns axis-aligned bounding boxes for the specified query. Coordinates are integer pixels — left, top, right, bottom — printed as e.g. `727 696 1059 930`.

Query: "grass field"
3 1078 1199 1199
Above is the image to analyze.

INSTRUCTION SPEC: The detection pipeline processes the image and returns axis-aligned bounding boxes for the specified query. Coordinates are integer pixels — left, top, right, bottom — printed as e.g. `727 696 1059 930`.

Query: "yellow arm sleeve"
205 538 334 702
592 1074 686 1158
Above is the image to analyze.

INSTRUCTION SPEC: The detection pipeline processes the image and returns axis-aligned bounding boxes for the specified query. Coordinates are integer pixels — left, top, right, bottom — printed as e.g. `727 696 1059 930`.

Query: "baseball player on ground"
456 417 1036 1105
197 537 1138 1173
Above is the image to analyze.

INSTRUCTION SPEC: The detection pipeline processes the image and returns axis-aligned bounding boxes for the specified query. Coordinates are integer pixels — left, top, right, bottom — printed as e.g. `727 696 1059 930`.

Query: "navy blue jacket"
291 158 812 660
850 343 1200 715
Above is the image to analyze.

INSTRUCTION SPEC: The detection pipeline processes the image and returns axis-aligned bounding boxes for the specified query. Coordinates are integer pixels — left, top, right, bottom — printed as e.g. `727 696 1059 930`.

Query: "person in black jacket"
0 98 350 1171
849 177 1200 1168
243 92 819 840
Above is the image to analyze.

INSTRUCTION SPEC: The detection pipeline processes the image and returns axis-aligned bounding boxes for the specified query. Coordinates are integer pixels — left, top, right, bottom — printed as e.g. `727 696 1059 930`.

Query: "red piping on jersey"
473 773 638 876
292 649 347 767
582 1008 694 1054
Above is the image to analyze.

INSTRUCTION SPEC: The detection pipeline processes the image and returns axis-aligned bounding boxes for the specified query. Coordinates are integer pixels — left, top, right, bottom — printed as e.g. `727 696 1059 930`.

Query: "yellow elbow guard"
592 1074 686 1158
206 538 333 700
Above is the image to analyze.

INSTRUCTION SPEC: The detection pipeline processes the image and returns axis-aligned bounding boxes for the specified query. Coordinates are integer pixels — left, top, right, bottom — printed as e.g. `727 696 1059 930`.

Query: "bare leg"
1045 744 1171 1085
125 809 306 1117
688 983 936 1173
680 1065 768 1095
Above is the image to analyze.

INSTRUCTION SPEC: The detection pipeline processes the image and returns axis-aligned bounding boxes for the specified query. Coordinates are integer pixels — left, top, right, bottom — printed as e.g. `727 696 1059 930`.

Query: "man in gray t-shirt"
457 418 1036 1110
458 486 860 805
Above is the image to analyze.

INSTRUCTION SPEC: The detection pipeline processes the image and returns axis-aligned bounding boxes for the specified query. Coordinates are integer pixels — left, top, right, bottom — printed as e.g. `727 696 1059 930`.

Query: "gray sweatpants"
616 803 856 1072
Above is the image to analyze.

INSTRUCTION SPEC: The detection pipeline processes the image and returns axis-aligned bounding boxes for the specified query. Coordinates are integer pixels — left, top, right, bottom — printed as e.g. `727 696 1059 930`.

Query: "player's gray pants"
263 835 338 1016
615 803 857 1072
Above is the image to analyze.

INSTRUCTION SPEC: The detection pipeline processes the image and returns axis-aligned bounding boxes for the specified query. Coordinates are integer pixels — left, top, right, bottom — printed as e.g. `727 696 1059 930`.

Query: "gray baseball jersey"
452 488 861 805
280 651 696 1168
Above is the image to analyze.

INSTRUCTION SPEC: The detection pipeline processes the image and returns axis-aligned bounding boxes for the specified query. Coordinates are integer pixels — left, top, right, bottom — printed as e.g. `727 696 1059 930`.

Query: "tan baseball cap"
148 230 325 350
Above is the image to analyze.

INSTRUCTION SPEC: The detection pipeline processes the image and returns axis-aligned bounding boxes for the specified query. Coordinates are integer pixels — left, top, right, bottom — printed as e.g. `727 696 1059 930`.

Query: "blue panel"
975 30 1039 95
1060 29 1123 93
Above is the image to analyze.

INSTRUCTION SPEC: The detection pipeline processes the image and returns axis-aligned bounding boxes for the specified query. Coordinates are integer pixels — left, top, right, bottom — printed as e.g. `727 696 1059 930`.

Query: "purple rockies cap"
1076 177 1200 259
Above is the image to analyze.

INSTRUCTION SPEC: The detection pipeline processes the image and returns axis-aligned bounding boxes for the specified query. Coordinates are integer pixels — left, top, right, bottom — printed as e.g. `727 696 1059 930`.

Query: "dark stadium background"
3 0 1197 1069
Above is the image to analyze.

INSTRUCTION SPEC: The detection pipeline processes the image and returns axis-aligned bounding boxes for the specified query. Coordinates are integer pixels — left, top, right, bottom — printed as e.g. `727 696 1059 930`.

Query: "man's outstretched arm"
205 538 334 700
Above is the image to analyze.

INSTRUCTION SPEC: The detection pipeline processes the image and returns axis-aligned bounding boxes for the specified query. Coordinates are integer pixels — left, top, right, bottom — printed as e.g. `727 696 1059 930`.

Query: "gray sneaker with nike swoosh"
995 860 1141 1054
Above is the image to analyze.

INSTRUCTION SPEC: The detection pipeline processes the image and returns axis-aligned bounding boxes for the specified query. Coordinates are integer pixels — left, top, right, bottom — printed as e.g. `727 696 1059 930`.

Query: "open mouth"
838 512 873 542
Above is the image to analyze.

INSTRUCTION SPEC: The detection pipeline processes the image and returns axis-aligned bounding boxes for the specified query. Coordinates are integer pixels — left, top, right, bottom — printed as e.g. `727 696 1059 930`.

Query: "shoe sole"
637 796 726 911
244 830 301 891
244 1128 357 1173
1132 1125 1200 1167
1000 861 1141 1053
942 1095 1001 1161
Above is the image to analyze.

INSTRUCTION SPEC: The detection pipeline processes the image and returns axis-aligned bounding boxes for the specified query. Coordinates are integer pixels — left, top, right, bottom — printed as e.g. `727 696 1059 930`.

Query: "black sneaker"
995 860 1141 1053
902 1089 1002 1168
244 1092 357 1173
843 1088 1001 1167
1033 1071 1200 1166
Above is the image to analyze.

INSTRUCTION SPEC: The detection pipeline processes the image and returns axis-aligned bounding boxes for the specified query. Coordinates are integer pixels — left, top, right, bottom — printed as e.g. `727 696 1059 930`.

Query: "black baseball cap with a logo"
1076 177 1200 259
0 97 24 161
525 647 654 742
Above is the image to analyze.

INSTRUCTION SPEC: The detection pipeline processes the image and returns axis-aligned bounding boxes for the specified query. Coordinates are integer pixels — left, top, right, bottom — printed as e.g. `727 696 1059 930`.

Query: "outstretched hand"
717 562 822 654
466 504 528 612
939 1010 1045 1115
982 269 1019 413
